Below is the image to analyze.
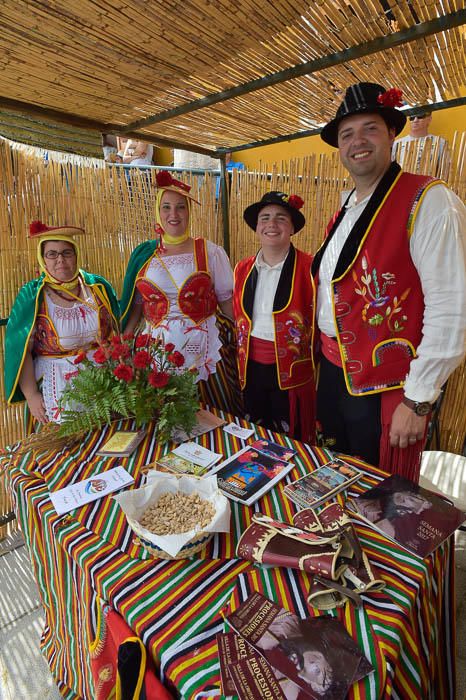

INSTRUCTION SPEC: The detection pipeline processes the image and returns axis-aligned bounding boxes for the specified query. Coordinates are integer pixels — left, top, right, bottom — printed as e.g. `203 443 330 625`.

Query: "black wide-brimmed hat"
321 82 407 147
243 191 305 234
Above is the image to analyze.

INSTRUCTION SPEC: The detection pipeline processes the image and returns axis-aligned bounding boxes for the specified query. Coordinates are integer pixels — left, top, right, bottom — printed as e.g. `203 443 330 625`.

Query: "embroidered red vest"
234 246 315 390
136 238 218 326
32 290 114 357
321 172 440 395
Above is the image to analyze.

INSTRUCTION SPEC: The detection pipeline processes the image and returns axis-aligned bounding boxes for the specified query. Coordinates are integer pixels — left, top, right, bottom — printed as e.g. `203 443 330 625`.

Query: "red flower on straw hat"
29 220 49 236
155 170 191 192
377 88 403 108
287 195 304 210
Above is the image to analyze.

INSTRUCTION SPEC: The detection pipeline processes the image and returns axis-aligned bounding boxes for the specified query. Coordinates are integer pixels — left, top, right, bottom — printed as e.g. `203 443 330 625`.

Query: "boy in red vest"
233 192 316 443
313 82 466 479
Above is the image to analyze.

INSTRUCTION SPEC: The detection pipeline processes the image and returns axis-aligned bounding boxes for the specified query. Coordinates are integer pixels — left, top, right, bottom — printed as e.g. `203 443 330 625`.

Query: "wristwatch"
402 397 433 416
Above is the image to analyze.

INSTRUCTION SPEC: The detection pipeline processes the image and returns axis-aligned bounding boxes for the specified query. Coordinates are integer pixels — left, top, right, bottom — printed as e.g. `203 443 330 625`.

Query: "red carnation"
168 351 185 367
134 350 151 369
287 195 304 210
164 342 175 353
73 350 86 365
377 88 403 108
148 370 169 388
123 332 134 341
156 170 174 187
114 364 134 382
135 334 150 348
111 343 130 360
110 334 123 345
93 347 107 364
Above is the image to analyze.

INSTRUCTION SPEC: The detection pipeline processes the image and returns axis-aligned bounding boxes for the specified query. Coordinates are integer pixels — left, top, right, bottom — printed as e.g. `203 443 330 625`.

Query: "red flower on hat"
287 195 304 210
156 170 191 193
377 88 403 108
29 220 49 236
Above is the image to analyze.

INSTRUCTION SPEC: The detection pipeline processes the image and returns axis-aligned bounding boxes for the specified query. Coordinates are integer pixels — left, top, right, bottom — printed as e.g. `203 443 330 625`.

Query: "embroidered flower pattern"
353 255 409 334
283 311 311 356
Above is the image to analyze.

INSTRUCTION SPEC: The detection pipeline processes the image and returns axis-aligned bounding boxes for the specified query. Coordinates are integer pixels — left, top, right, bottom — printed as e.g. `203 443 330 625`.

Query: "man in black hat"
233 192 316 442
313 82 466 479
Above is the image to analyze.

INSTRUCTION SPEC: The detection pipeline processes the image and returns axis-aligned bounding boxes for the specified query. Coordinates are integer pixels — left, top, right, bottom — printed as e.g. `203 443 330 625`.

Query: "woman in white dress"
4 222 119 428
120 170 237 410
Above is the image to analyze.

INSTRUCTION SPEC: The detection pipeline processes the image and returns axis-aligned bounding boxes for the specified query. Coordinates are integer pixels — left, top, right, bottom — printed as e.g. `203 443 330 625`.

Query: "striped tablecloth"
6 413 455 699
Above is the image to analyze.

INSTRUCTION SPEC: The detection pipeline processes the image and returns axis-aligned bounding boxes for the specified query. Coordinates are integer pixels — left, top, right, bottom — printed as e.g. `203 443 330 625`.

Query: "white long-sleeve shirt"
317 183 466 403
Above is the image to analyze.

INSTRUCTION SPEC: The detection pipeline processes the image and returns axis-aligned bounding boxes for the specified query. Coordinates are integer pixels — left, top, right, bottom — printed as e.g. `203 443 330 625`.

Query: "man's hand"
27 391 49 424
389 402 427 448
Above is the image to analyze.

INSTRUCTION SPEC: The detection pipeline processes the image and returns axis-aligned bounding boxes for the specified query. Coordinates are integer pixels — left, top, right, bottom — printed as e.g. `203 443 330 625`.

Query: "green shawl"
4 270 120 404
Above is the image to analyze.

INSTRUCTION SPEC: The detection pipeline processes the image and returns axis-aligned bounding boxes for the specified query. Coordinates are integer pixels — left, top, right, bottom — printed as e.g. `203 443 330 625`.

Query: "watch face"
415 402 431 416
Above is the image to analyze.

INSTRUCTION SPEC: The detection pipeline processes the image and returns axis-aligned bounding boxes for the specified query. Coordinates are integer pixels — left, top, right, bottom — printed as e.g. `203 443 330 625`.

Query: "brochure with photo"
171 442 222 470
348 475 466 558
225 592 373 700
216 632 286 699
249 438 296 462
210 446 294 506
96 430 146 457
284 458 361 510
155 452 203 476
171 408 226 443
49 466 134 515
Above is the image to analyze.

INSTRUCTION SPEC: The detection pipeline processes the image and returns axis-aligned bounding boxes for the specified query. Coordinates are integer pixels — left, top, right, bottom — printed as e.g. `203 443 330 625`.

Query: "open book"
348 475 466 558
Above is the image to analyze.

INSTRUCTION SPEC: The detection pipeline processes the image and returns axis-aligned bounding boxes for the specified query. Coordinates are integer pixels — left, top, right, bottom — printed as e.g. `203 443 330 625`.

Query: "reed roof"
0 1 464 156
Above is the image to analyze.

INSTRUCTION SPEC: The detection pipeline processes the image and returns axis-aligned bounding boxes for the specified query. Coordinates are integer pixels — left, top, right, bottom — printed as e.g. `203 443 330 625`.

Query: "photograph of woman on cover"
356 486 433 540
255 610 359 699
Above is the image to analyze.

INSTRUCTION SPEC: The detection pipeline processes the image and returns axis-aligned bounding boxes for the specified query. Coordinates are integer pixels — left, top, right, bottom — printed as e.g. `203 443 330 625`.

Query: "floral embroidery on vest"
353 253 409 336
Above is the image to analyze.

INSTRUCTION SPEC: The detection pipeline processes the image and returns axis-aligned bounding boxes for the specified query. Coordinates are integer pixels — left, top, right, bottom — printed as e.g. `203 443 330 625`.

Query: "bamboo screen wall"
0 134 464 451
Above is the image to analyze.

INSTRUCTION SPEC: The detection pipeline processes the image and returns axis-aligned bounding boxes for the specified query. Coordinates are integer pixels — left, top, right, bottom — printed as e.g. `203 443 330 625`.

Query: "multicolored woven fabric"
6 412 455 700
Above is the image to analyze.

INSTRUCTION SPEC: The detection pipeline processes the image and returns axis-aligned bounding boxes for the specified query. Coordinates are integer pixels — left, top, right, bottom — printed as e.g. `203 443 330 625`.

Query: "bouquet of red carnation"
58 333 199 441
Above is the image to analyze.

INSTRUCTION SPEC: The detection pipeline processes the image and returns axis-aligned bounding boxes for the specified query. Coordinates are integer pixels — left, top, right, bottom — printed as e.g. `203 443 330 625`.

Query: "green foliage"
58 334 199 443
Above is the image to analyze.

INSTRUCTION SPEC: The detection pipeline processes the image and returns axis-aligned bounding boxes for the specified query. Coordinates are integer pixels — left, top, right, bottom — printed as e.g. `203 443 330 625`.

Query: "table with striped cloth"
6 412 455 700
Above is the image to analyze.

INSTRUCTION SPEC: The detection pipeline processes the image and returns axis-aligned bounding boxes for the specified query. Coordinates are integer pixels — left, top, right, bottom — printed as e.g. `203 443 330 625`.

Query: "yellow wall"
236 101 466 168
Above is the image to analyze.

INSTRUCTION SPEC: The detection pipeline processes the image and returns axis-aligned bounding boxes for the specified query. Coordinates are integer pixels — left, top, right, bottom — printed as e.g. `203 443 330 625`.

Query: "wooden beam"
0 96 218 156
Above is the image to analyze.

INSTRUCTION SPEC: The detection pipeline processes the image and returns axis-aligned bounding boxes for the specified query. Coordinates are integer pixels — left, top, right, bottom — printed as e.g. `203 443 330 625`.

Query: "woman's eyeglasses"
44 249 76 260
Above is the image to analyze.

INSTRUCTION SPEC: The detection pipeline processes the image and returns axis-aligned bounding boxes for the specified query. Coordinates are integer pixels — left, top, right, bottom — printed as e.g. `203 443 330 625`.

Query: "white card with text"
49 466 134 515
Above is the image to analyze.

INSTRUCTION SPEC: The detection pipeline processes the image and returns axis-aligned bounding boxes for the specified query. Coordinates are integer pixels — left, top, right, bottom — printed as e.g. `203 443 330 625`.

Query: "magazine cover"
217 632 286 699
284 458 361 509
210 446 294 506
249 438 296 462
225 592 373 700
349 475 466 558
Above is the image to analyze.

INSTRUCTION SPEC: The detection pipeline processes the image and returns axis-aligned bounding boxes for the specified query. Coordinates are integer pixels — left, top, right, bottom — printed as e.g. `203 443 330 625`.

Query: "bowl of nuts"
114 473 231 559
